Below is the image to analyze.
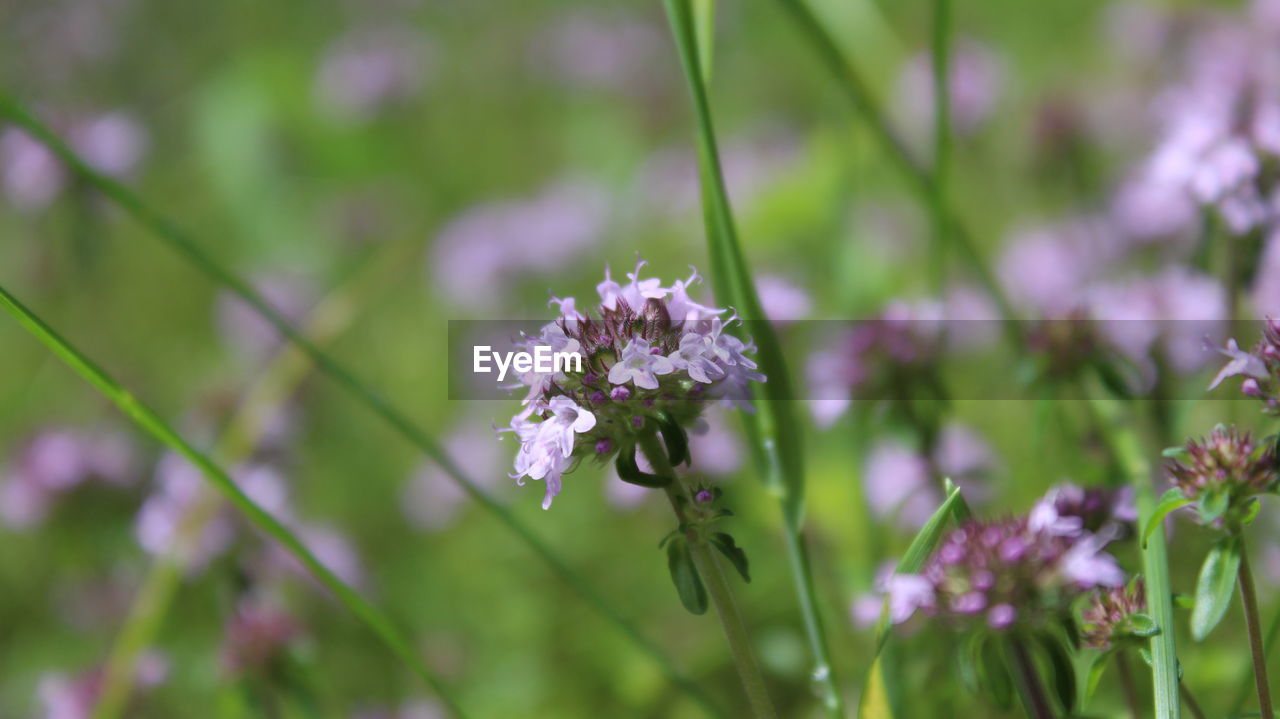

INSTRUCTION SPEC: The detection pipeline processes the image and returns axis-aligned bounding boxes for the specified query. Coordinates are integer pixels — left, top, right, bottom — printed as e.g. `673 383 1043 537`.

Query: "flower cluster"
1210 320 1280 413
1166 425 1278 526
891 488 1125 631
1080 579 1151 651
503 262 765 509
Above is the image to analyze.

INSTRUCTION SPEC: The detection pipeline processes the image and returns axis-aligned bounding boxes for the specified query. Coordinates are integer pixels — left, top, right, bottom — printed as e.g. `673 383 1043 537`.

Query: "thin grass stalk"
929 0 952 293
91 238 411 719
0 96 725 719
771 0 1022 341
1089 394 1182 719
0 283 468 717
659 4 844 715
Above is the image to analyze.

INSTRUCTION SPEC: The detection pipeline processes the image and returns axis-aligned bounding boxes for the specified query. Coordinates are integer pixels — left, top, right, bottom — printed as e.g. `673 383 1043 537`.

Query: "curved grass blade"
771 0 1022 339
661 3 841 714
0 283 467 718
0 96 726 719
928 0 952 292
858 482 969 719
93 240 411 719
1090 394 1182 719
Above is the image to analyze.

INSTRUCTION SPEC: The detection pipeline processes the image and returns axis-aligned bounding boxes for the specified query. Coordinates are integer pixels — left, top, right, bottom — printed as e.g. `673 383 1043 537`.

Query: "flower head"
503 261 765 508
1166 425 1278 526
892 488 1125 631
1210 321 1280 413
1080 579 1151 650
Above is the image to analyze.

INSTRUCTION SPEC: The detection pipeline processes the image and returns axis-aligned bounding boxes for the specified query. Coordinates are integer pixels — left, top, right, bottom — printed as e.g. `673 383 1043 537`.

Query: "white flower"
668 332 727 384
1209 338 1268 390
608 338 675 390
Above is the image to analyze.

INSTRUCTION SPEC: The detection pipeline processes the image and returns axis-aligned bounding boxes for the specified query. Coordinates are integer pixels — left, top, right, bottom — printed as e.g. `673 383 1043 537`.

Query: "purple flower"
897 488 1126 630
314 27 431 121
220 596 301 675
403 424 502 532
503 261 766 508
1167 425 1278 523
531 10 663 95
1 427 137 530
1081 579 1148 650
897 39 1004 139
609 338 676 390
430 181 609 307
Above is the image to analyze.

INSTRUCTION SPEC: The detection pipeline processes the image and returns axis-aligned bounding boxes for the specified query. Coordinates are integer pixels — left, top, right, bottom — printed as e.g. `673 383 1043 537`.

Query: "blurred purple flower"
532 10 664 94
37 652 167 719
314 27 431 121
897 39 1004 139
1087 267 1228 374
754 274 812 324
403 424 503 532
221 596 301 675
0 128 65 210
215 274 316 364
0 428 137 530
998 217 1122 317
135 454 290 573
429 181 609 308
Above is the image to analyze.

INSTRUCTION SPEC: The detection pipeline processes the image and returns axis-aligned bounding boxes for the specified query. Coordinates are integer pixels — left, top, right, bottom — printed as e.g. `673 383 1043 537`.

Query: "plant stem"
1008 636 1054 719
1238 537 1275 719
640 434 777 719
1178 683 1207 719
1116 651 1141 719
929 0 952 293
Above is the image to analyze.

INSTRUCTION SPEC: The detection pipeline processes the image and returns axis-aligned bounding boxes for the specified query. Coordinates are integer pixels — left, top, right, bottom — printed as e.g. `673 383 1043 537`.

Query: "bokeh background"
2 0 1280 716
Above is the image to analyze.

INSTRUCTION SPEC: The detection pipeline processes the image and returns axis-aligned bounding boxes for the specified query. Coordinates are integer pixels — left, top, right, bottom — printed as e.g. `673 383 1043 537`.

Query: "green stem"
1178 683 1206 719
1116 651 1141 719
1238 537 1275 719
1009 636 1054 719
640 434 777 719
0 283 467 717
0 95 725 719
92 244 393 719
1232 602 1280 714
1088 393 1181 719
929 0 952 293
772 0 1023 343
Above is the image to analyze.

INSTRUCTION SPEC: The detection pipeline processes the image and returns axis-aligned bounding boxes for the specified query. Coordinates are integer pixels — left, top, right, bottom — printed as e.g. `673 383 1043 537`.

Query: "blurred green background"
0 0 1274 717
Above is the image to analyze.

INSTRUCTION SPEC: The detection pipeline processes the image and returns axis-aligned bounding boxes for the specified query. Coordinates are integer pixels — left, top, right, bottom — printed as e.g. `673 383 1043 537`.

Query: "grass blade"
0 97 725 718
929 0 952 292
93 238 414 719
662 2 843 714
772 0 1021 337
858 482 969 718
0 283 467 718
1090 395 1182 719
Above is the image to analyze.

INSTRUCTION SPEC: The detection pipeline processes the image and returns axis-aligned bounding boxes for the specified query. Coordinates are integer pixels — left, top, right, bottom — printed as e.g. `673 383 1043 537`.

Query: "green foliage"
1191 535 1242 641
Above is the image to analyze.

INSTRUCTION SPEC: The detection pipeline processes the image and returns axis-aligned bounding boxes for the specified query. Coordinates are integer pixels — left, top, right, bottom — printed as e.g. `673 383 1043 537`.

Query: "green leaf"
615 445 673 488
1191 535 1242 641
1198 487 1231 524
710 532 751 583
656 411 690 467
857 485 969 719
1125 613 1161 638
1162 446 1190 459
979 636 1014 709
1083 651 1111 702
1141 488 1191 548
1038 633 1078 714
1240 497 1263 526
692 0 715 84
667 537 709 615
0 284 467 718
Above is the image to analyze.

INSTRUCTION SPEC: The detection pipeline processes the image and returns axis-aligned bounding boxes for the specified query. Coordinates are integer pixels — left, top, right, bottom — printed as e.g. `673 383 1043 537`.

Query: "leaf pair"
665 533 751 615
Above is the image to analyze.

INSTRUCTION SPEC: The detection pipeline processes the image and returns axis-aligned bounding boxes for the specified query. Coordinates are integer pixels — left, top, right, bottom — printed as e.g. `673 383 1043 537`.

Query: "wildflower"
314 27 431 121
897 39 1005 139
1166 425 1278 527
0 427 137 530
403 423 502 532
501 261 765 509
892 489 1125 631
1080 579 1154 650
220 597 301 675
